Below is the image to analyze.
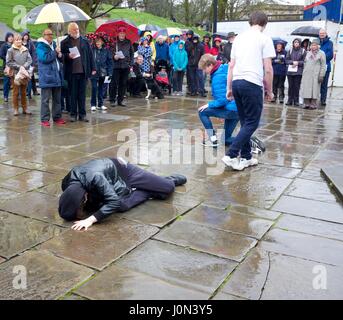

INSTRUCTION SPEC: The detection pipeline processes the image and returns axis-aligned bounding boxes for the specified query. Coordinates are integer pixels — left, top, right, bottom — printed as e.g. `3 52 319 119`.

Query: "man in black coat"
186 35 205 97
59 157 187 231
109 27 134 107
61 22 96 122
222 32 237 64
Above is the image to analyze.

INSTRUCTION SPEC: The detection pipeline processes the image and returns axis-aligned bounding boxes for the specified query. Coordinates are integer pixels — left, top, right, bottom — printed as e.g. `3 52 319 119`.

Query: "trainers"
91 106 97 112
202 135 219 147
54 118 66 125
240 158 259 169
97 105 107 111
222 156 244 171
41 121 50 127
250 136 266 153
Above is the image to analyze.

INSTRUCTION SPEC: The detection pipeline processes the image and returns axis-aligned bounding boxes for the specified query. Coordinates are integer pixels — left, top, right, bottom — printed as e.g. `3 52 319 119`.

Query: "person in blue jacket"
271 41 287 104
197 54 239 147
172 41 188 95
155 35 170 65
90 36 113 112
169 34 181 90
0 32 14 102
319 29 334 106
36 29 66 127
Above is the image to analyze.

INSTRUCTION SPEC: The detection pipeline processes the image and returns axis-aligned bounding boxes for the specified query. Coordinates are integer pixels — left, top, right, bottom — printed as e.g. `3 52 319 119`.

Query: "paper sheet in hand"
104 76 111 84
116 51 125 59
288 65 298 73
69 46 81 59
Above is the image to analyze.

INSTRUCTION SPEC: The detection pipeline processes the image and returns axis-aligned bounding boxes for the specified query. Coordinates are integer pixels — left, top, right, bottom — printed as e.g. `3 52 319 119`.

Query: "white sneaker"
202 135 219 147
91 106 97 112
240 158 259 169
222 156 244 171
100 105 107 110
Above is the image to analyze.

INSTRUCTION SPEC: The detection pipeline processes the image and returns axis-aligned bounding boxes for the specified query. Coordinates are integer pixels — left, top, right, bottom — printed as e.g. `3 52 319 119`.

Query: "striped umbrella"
23 2 91 24
155 28 182 38
138 24 161 32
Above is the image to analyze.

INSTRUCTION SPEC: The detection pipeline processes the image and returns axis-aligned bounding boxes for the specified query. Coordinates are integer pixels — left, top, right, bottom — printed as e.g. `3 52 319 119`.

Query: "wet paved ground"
0 88 343 300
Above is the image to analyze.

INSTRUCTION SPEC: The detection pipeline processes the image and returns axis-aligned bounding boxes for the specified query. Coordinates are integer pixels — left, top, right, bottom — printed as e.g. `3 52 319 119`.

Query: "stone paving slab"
0 250 94 300
272 195 343 224
321 166 343 201
0 211 64 259
116 240 237 294
0 192 70 227
76 265 209 300
297 169 325 182
0 188 20 202
260 228 343 267
154 220 257 261
0 164 29 181
182 205 274 239
276 214 343 241
226 204 281 220
221 247 343 300
285 178 339 203
0 257 5 264
119 200 195 228
40 218 159 270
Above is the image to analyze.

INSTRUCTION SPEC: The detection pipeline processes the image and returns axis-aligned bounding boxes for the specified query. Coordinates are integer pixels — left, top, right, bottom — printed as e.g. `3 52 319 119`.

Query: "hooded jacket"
186 39 205 67
36 38 63 88
138 42 152 73
61 158 131 221
286 38 307 76
169 36 180 66
320 36 333 73
173 41 188 72
208 63 237 112
0 32 14 67
91 45 113 79
272 42 287 76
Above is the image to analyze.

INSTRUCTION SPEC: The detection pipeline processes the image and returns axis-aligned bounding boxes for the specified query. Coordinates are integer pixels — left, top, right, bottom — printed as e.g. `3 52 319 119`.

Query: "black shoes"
70 116 77 122
118 102 126 107
321 101 327 106
79 117 89 122
167 174 187 187
70 116 89 122
250 136 266 153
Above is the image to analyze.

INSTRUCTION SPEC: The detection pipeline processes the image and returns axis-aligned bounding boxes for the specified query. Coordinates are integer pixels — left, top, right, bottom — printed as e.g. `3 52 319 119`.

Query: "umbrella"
23 2 91 24
272 37 288 47
138 24 161 32
155 28 182 38
212 32 229 41
291 26 321 37
96 19 139 44
22 2 91 45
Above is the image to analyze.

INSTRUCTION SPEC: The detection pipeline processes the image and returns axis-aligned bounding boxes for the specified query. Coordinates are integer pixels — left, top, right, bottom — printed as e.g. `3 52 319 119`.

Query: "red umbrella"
96 19 139 44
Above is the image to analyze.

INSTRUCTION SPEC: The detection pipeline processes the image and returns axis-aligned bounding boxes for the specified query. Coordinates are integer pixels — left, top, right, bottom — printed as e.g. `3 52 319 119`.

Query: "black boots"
166 174 187 187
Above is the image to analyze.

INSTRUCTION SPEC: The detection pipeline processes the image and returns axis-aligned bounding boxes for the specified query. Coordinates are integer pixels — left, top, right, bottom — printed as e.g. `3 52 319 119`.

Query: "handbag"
4 65 14 77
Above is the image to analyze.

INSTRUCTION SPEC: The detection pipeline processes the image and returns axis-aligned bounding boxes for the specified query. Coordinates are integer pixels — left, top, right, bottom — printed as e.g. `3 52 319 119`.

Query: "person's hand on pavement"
72 215 97 231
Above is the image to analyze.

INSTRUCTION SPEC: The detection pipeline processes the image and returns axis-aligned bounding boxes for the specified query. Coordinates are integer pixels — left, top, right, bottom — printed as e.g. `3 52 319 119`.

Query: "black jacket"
61 158 131 221
132 62 144 80
112 38 134 69
222 42 233 64
61 35 95 80
186 42 205 67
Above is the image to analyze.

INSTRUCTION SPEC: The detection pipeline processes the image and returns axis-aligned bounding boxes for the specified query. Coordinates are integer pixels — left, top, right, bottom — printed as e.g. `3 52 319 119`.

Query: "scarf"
12 43 28 53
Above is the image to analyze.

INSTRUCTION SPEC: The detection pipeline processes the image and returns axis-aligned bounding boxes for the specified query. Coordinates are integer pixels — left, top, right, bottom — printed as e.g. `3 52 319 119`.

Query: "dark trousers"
173 71 184 92
199 108 239 144
131 78 146 95
227 80 263 160
109 68 129 103
320 70 330 103
91 77 105 107
188 66 204 94
41 87 62 121
61 85 71 112
117 163 175 212
273 75 286 100
287 75 302 104
70 73 87 118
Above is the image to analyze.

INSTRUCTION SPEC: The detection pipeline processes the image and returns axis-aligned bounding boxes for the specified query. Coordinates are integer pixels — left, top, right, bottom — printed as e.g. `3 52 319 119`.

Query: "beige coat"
300 50 326 99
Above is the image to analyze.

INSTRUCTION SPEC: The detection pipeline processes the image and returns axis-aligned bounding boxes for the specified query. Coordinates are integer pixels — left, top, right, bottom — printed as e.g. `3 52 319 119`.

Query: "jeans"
198 107 239 144
287 75 302 104
110 68 129 103
70 73 87 118
173 71 184 92
41 87 62 121
320 70 330 103
3 75 10 99
91 77 105 107
227 80 263 160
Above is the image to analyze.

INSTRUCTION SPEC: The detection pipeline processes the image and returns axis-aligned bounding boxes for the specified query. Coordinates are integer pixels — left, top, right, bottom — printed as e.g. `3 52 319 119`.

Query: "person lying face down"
58 157 187 231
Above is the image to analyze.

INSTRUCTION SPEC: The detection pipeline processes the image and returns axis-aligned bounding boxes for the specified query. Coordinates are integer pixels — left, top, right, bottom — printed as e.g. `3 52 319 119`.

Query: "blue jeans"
199 107 239 144
320 70 330 103
227 80 263 160
3 75 10 99
91 77 105 107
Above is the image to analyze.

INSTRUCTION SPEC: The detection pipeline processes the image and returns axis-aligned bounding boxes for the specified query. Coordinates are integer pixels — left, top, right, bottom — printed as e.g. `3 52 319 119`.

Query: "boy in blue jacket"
198 54 239 147
198 54 265 152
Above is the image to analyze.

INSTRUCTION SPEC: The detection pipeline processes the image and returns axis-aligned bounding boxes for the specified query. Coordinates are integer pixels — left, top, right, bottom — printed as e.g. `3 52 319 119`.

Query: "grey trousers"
41 87 62 121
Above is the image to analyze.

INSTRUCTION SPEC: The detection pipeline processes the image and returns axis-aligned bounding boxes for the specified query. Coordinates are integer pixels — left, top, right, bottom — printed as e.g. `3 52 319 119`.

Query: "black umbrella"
291 26 321 37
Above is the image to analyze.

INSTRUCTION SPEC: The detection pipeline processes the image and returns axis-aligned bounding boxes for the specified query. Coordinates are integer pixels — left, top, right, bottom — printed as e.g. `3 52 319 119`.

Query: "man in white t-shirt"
222 11 275 171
